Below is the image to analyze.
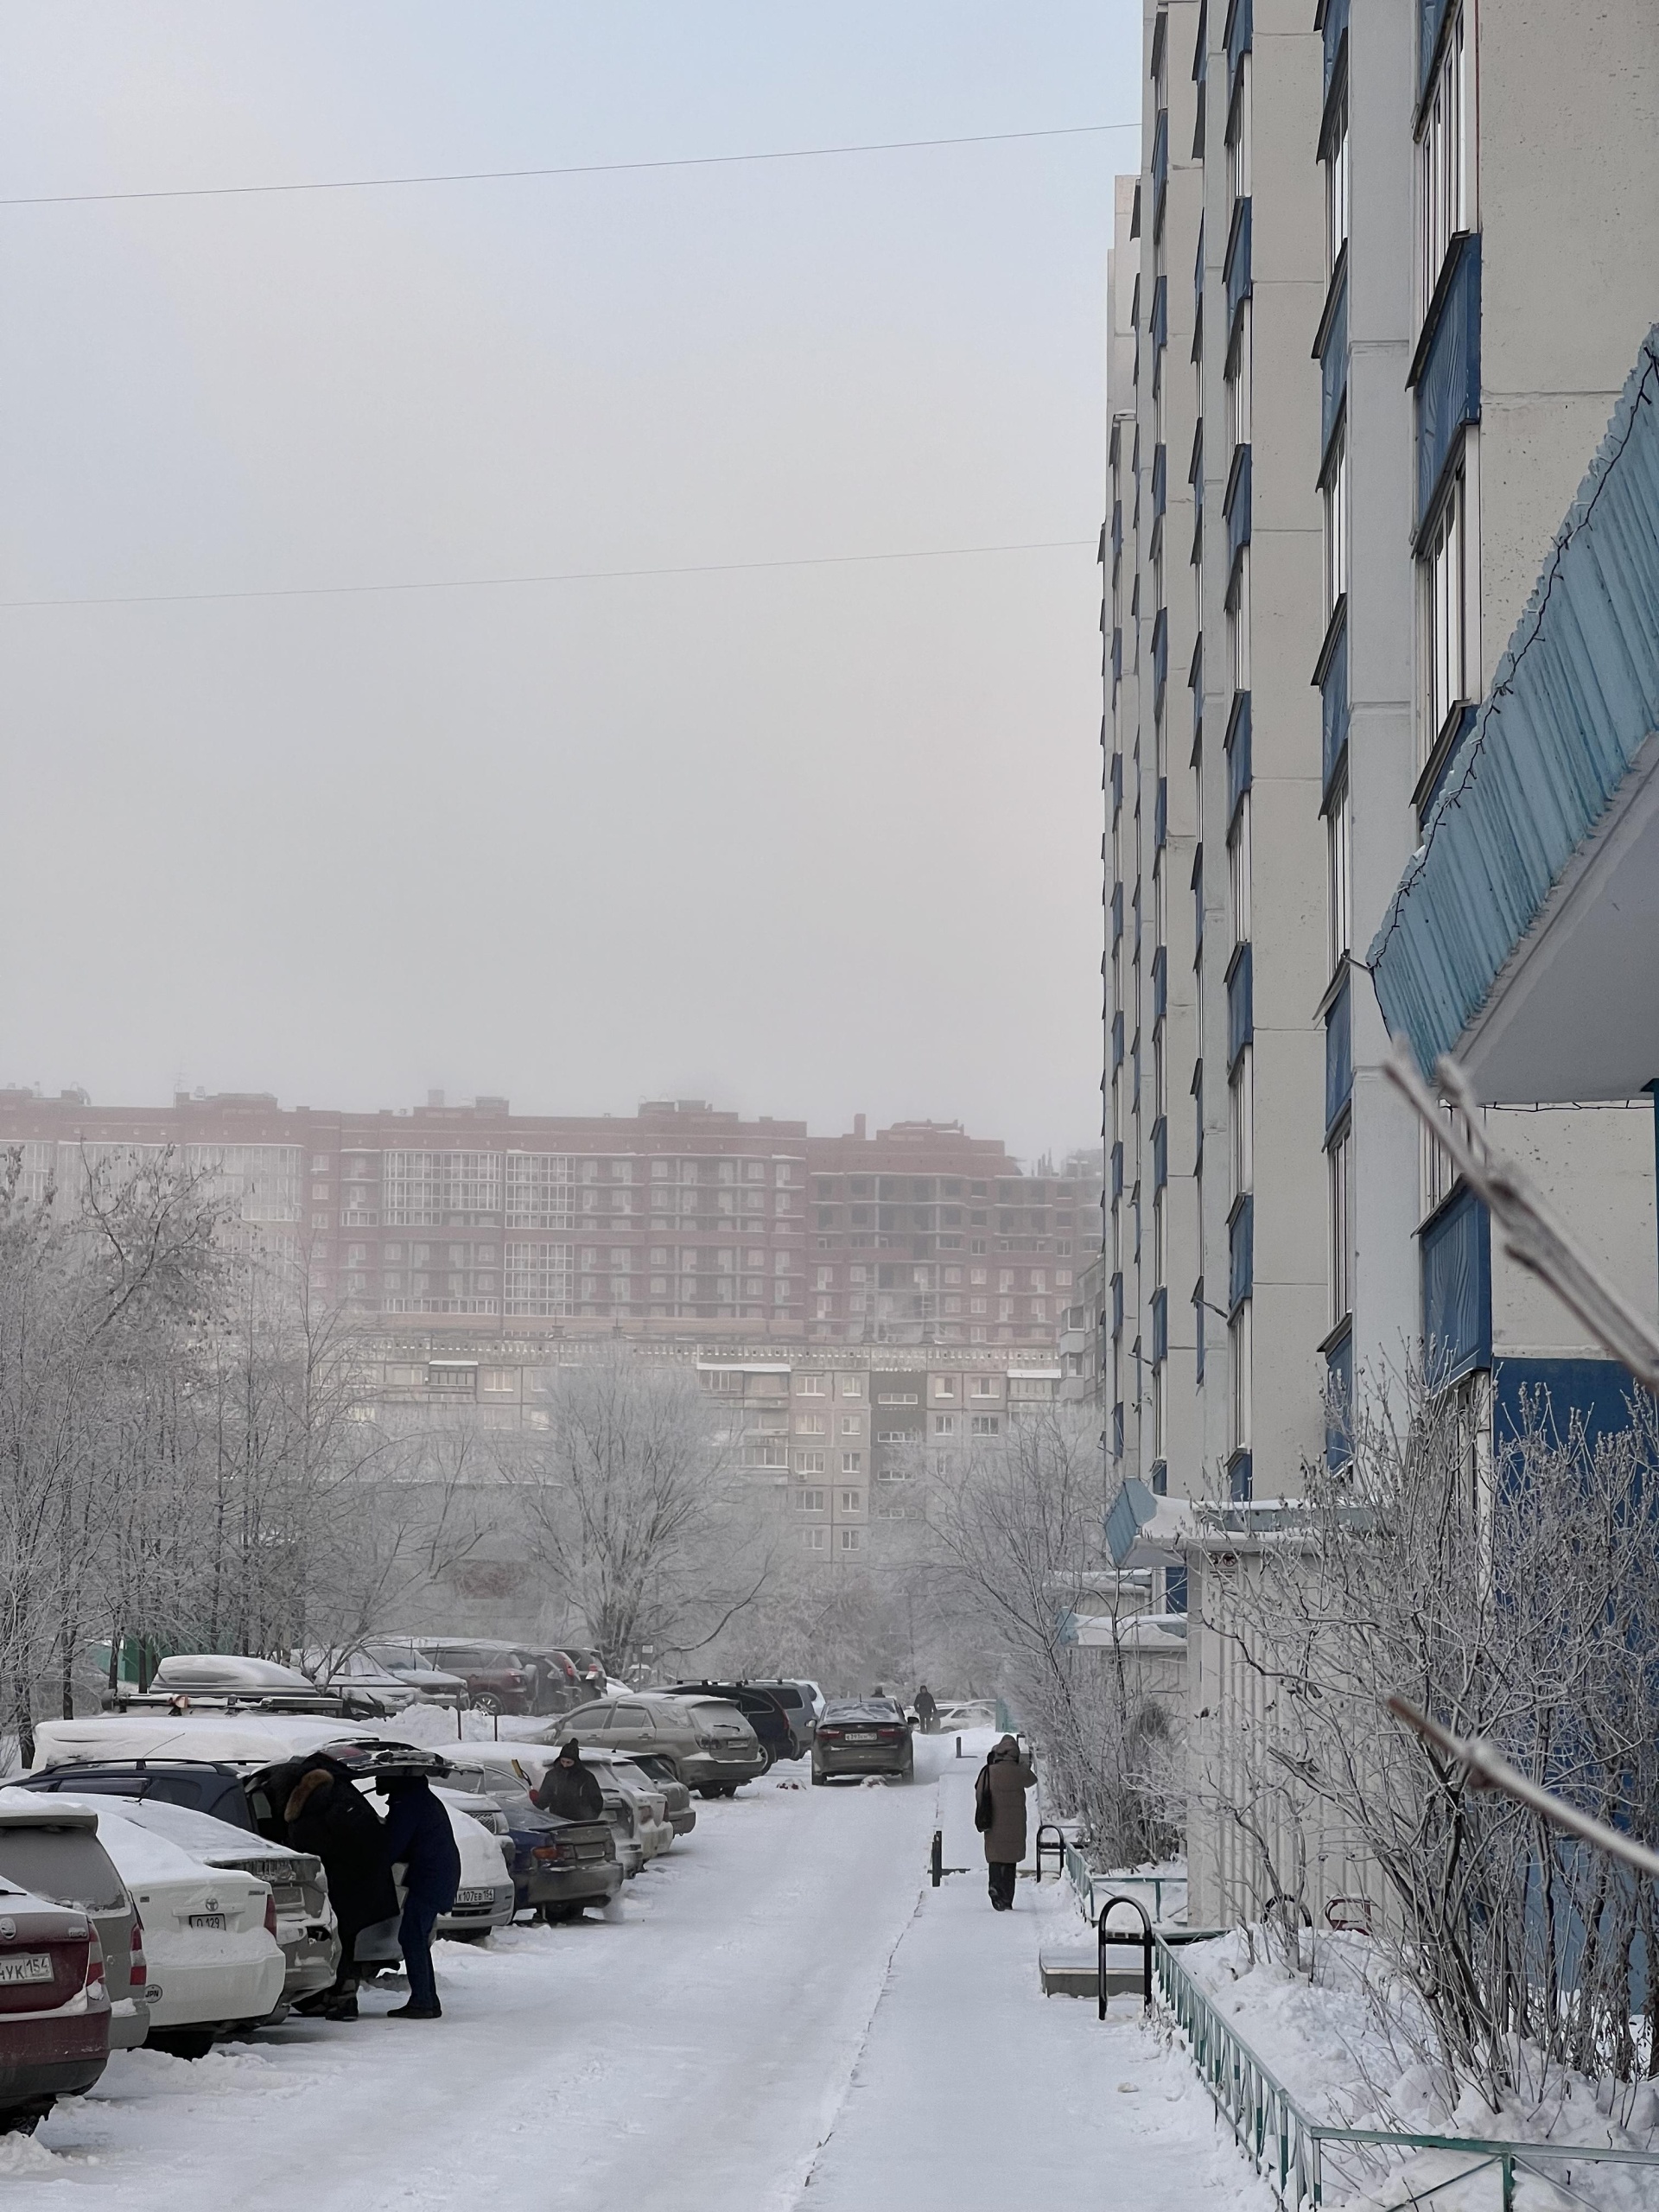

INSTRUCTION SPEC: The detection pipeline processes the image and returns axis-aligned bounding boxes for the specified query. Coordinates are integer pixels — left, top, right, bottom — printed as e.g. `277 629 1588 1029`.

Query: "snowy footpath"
3 1733 1261 2209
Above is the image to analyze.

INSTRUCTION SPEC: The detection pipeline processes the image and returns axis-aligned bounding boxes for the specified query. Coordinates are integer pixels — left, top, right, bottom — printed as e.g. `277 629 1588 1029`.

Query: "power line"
0 536 1095 612
0 122 1140 211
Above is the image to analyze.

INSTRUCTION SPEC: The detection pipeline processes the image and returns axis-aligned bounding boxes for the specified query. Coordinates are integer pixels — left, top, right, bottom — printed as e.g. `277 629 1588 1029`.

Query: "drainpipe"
1646 1082 1659 1319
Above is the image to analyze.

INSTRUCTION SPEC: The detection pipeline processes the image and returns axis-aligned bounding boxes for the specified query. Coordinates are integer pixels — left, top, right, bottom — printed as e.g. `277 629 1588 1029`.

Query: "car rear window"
0 1827 126 1910
770 1688 804 1708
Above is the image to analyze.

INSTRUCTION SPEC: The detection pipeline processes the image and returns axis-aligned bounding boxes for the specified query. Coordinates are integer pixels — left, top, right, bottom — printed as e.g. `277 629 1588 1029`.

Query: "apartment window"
1229 790 1251 948
797 1374 824 1395
1328 772 1353 970
797 1487 826 1512
795 1414 826 1435
1325 73 1350 275
1329 1118 1354 1328
1228 297 1252 452
839 1490 863 1514
1226 53 1251 203
841 1452 862 1474
971 1376 998 1398
933 1414 956 1436
796 1451 826 1475
480 1369 516 1395
932 1376 956 1397
803 1527 827 1552
1230 1302 1253 1451
1420 7 1469 320
1227 546 1250 691
839 1528 862 1553
840 1376 863 1397
1152 1193 1166 1293
970 1414 1001 1436
1422 460 1473 761
1324 427 1348 617
1421 1096 1461 1221
1230 1047 1255 1198
816 1268 833 1291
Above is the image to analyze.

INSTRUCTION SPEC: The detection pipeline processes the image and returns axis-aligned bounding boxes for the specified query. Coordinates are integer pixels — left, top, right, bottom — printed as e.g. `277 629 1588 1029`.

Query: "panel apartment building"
1103 0 1659 1924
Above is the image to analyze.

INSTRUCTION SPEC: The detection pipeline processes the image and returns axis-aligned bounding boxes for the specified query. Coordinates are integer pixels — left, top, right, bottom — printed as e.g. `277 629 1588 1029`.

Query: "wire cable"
0 535 1096 612
0 122 1140 211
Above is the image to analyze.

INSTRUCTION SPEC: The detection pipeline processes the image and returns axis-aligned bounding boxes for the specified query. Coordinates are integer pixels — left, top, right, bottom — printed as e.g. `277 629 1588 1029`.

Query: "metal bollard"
956 1734 962 1758
930 1829 969 1887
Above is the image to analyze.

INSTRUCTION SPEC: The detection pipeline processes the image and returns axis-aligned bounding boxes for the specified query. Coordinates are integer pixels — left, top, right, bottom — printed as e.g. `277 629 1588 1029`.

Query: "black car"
442 1766 620 1922
812 1700 914 1783
657 1682 796 1766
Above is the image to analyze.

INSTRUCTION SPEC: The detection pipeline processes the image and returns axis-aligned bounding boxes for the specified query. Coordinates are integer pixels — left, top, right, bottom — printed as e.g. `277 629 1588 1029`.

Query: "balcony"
1319 611 1349 800
1224 0 1252 98
1224 194 1252 329
1151 607 1168 707
1410 232 1480 537
1152 106 1169 226
1151 1287 1168 1364
1228 1195 1253 1313
1226 941 1253 1070
1224 442 1251 574
1225 690 1251 827
1152 1116 1167 1193
1152 441 1167 519
1318 260 1348 471
1421 1185 1491 1385
1152 944 1167 1024
1325 971 1351 1135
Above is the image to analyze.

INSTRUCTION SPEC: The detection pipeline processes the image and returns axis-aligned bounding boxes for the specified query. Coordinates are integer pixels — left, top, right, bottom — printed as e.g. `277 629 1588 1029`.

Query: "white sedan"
15 1796 286 2058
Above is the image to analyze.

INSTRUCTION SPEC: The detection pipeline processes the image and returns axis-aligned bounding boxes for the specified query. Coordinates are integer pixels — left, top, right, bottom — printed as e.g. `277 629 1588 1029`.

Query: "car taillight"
817 1727 841 1742
84 1927 106 1999
531 1841 576 1866
129 1907 147 1993
264 1893 279 1940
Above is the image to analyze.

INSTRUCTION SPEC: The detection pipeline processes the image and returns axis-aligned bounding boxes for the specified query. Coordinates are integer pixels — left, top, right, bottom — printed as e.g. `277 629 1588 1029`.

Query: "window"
1421 1096 1461 1221
1230 1302 1253 1451
971 1376 998 1398
1228 545 1250 692
840 1376 863 1397
798 1375 825 1395
932 1376 956 1397
480 1369 516 1395
1420 7 1469 320
1228 296 1252 453
841 1414 861 1436
839 1489 863 1514
839 1528 862 1553
816 1268 833 1290
803 1527 827 1552
796 1450 826 1475
970 1414 1001 1435
1230 1046 1255 1198
795 1414 826 1435
1324 428 1348 617
1325 73 1350 275
1226 54 1251 204
1328 774 1352 970
1229 790 1251 948
1329 1120 1354 1327
933 1414 956 1436
841 1452 862 1474
797 1488 827 1512
1422 461 1473 761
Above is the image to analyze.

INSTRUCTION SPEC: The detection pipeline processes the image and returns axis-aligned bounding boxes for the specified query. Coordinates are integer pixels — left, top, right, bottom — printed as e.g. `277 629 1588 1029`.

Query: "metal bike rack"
930 1828 970 1888
1096 1891 1153 2019
1033 1823 1065 1883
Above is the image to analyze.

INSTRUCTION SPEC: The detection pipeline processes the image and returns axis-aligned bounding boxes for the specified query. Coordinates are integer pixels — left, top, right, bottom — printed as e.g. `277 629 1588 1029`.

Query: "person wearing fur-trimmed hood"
975 1734 1035 1911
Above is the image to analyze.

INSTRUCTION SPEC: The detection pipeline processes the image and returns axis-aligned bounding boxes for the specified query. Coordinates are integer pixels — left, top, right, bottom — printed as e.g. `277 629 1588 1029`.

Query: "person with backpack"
974 1734 1035 1910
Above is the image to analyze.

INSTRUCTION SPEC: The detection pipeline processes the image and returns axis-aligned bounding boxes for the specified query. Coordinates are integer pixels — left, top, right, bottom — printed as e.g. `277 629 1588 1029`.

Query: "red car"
0 1886 111 2133
412 1640 536 1715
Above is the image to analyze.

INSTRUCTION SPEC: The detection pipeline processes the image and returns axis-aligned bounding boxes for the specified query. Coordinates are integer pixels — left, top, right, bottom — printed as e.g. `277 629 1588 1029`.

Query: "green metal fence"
1153 1933 1659 2209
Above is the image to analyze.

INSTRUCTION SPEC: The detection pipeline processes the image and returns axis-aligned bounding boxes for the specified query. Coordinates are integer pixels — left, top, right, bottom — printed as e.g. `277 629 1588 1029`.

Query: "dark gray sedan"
810 1700 914 1784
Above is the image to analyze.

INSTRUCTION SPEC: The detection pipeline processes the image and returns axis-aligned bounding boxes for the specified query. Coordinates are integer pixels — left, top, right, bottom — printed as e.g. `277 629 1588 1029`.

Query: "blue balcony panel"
1152 442 1167 519
1224 195 1252 328
1418 0 1457 104
1152 274 1168 361
1325 1323 1354 1471
1225 442 1252 572
1228 1195 1253 1313
1325 972 1352 1134
1151 1287 1168 1365
1320 614 1349 800
1412 233 1481 537
1152 944 1166 1024
1152 1115 1167 1193
1152 107 1169 215
1227 941 1253 1070
1225 690 1252 826
1228 1451 1253 1503
1319 268 1348 470
1421 1185 1491 1385
1225 0 1253 94
1154 775 1168 852
1322 0 1351 98
1152 606 1168 704
1111 882 1124 944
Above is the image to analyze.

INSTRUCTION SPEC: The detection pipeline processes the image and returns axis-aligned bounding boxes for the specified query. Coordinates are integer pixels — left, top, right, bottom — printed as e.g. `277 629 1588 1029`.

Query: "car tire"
0 2100 49 2136
538 1904 582 1925
756 1746 774 1776
149 2028 215 2061
810 1767 824 1786
473 1693 503 1716
697 1786 722 1801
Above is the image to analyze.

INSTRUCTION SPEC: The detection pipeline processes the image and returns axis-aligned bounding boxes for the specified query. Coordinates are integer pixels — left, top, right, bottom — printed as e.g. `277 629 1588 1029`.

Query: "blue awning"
1369 330 1659 1091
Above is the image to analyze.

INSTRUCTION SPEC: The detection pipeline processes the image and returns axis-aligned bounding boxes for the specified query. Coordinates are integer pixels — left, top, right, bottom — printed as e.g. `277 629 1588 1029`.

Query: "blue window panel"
1154 776 1168 852
1228 1451 1253 1503
1152 107 1169 219
1152 274 1168 360
1111 1272 1124 1339
1419 701 1477 817
1111 627 1122 687
1111 1011 1125 1070
1322 0 1350 97
1225 0 1253 95
1112 1403 1125 1461
1228 1195 1253 1312
1325 1325 1354 1471
1149 1460 1168 1498
1193 1281 1205 1384
1319 270 1348 467
1152 1116 1167 1193
1224 195 1252 328
1226 689 1252 825
1110 750 1123 818
1413 234 1481 537
1421 1184 1492 1385
1110 1141 1124 1200
1132 1033 1141 1108
1165 1562 1188 1614
1152 442 1167 519
1133 886 1142 952
1493 1357 1655 1455
1225 442 1252 572
1325 971 1352 1133
1111 883 1123 944
1152 944 1167 1025
1152 1287 1168 1365
1152 607 1168 705
1418 0 1457 103
1192 849 1205 955
1111 500 1122 561
1321 616 1350 800
1192 218 1205 306
1227 942 1253 1069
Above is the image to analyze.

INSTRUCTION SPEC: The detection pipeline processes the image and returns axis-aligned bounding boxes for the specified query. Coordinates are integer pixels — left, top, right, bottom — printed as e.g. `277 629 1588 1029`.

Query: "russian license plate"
845 1732 878 1743
454 1887 494 1906
0 1953 52 1986
188 1913 226 1930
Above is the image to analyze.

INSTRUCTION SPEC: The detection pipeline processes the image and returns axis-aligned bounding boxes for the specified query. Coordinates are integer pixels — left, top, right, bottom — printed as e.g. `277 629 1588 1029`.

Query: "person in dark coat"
282 1758 399 2020
914 1684 938 1734
976 1734 1036 1910
533 1740 605 1823
378 1771 461 2019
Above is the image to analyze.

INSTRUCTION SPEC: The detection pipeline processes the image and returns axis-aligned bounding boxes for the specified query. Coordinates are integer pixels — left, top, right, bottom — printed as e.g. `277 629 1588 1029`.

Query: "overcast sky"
0 3 1139 1166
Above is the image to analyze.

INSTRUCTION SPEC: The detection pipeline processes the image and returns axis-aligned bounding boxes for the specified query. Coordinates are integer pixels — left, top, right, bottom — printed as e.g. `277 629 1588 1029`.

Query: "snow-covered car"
583 1751 673 1859
621 1753 696 1838
73 1796 338 2010
0 1796 148 2052
113 1655 390 1719
547 1694 767 1797
0 1880 111 2133
19 1796 286 2058
354 1645 472 1708
441 1756 621 1923
811 1700 915 1784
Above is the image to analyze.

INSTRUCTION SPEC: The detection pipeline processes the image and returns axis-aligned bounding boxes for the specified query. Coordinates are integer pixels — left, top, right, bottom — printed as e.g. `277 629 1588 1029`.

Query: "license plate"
454 1887 495 1906
844 1732 878 1743
0 1954 52 1986
188 1913 226 1930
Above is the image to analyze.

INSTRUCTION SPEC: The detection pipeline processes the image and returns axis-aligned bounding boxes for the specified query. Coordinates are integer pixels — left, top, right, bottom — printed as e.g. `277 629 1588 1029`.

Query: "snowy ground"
5 1732 1262 2209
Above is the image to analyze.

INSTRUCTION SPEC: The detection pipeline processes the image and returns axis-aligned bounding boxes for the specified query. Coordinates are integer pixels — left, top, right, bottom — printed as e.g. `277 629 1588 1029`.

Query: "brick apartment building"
0 1089 1102 1354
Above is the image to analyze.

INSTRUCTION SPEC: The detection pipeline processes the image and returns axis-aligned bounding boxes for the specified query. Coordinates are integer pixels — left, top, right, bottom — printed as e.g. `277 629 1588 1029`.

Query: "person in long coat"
976 1734 1036 1910
534 1740 605 1822
282 1758 398 2020
378 1771 461 2020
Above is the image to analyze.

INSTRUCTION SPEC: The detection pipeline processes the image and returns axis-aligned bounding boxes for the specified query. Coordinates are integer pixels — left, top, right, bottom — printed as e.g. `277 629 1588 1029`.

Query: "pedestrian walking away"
378 1770 461 2019
914 1683 938 1734
975 1733 1035 1910
534 1738 605 1822
280 1757 399 2021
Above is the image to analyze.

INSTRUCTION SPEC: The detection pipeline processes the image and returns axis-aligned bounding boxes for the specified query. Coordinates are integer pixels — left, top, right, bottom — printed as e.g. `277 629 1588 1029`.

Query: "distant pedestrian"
378 1770 461 2019
281 1758 399 2021
975 1734 1035 1911
534 1738 605 1823
914 1684 938 1734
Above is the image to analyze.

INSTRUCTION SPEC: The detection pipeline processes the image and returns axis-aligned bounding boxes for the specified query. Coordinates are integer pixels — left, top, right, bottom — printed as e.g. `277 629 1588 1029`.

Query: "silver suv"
551 1694 766 1798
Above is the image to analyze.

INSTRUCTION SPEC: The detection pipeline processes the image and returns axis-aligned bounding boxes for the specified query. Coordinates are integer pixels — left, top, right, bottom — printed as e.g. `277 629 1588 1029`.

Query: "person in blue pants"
377 1770 461 2020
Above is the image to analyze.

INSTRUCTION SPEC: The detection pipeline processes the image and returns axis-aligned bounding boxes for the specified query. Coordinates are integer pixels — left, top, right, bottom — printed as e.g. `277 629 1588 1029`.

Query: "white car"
4 1794 286 2058
301 1649 469 1713
93 1796 339 2009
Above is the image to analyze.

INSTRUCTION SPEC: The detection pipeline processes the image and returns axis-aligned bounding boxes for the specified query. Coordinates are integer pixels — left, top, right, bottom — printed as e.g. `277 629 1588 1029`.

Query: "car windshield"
0 1827 127 1910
